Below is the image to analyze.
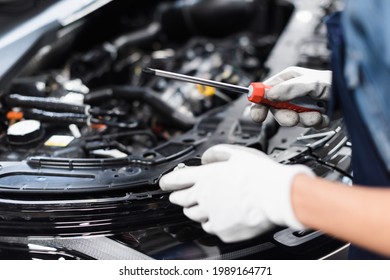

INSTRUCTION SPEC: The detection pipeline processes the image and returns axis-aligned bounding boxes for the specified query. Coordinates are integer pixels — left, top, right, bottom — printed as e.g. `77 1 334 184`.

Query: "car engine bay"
0 0 350 260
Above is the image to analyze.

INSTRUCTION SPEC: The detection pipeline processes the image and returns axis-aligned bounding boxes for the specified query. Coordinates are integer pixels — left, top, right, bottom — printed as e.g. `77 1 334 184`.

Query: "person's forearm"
291 174 390 257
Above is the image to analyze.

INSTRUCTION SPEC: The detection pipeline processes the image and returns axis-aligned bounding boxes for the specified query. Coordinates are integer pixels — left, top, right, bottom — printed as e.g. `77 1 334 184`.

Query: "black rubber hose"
24 109 87 125
159 0 256 39
84 86 195 130
7 94 86 114
113 22 161 52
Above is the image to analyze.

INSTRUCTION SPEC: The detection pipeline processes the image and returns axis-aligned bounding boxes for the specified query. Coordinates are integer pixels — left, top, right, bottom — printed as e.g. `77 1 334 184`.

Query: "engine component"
159 0 256 39
7 119 44 145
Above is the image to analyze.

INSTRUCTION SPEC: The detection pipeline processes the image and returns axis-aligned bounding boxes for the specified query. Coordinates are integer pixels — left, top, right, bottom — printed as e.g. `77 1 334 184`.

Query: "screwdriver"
143 68 325 113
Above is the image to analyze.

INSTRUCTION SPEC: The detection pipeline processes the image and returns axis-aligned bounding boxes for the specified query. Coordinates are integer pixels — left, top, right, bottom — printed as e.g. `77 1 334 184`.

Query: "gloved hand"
159 144 314 243
250 66 331 128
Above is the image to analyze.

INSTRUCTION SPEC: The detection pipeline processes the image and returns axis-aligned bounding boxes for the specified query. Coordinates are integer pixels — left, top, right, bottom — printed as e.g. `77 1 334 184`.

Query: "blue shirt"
327 2 390 259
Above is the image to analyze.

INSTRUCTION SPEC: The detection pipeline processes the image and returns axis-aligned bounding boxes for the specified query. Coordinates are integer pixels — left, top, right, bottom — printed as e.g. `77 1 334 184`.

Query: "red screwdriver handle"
248 82 321 113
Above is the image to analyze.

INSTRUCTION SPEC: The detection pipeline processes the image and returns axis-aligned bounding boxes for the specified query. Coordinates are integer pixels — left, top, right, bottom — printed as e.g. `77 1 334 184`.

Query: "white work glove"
250 66 331 128
159 144 314 243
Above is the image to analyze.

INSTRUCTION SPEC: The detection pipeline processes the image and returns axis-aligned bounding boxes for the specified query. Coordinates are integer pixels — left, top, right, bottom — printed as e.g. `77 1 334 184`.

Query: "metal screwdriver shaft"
143 68 249 95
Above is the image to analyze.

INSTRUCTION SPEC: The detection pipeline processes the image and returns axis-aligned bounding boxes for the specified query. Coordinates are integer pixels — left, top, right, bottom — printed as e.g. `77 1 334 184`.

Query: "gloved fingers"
201 223 272 243
183 205 208 223
201 221 241 242
217 227 264 243
270 108 299 127
298 112 324 127
265 75 330 102
265 76 316 102
271 109 329 128
160 166 204 191
202 144 268 164
315 114 330 129
169 188 197 207
263 67 303 86
201 145 233 164
298 112 330 128
201 221 215 235
311 81 331 100
249 103 268 123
